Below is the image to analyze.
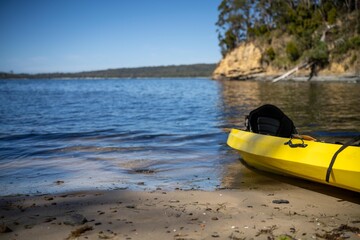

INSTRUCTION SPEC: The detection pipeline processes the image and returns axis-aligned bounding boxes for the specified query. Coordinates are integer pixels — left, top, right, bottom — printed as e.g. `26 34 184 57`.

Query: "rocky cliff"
212 43 264 80
212 41 360 81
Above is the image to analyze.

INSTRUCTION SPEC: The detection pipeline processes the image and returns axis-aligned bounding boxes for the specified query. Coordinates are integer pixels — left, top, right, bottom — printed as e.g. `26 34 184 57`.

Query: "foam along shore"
1 183 359 240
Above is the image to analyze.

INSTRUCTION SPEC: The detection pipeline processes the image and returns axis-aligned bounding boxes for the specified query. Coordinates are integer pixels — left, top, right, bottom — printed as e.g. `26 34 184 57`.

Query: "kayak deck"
227 129 360 192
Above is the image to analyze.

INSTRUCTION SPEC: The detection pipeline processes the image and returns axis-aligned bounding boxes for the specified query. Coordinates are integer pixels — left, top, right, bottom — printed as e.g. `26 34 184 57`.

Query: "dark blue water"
1 79 359 195
0 79 232 195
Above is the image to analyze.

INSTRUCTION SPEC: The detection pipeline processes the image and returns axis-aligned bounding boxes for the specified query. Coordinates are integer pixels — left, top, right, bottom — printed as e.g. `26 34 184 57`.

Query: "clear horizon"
0 0 221 74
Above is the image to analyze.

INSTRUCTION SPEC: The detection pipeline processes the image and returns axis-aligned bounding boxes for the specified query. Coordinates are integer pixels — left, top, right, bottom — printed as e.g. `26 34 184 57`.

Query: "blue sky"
0 0 221 73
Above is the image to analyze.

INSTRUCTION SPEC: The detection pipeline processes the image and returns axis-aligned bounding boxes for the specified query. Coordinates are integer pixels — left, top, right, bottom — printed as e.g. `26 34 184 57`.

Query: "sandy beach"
1 170 359 240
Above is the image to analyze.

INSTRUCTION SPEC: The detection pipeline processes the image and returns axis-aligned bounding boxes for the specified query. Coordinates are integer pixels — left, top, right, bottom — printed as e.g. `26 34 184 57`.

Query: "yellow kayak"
227 128 360 192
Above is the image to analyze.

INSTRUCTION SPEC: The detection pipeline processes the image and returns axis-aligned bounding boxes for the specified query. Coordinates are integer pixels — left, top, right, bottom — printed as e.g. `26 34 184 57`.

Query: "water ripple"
0 79 359 195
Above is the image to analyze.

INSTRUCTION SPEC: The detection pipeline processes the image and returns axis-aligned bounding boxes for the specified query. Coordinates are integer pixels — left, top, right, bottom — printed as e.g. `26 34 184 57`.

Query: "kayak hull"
227 129 360 192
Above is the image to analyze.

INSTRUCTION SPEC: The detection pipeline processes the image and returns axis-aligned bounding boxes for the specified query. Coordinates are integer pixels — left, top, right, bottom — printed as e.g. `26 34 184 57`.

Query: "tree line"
216 0 360 67
0 64 217 79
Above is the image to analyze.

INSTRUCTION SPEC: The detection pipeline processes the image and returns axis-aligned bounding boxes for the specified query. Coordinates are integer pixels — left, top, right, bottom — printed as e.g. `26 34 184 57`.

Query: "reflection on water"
220 80 360 192
220 80 360 134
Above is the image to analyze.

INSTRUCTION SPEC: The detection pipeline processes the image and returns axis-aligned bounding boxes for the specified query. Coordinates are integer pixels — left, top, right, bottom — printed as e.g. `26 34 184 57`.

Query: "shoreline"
266 74 360 83
215 73 360 83
1 176 359 239
1 74 359 82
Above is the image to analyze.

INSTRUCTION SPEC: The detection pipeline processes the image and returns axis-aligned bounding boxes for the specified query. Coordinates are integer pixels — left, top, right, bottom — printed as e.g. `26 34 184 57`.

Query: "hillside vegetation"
216 0 360 77
0 64 217 79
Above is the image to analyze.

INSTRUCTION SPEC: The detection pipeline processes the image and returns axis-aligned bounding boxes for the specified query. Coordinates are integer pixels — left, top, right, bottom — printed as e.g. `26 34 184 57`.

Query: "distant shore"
1 61 359 83
0 64 217 80
1 75 360 83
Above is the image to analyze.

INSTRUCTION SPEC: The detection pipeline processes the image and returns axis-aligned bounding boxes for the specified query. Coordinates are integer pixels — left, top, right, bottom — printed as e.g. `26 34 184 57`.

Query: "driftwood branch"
272 62 314 82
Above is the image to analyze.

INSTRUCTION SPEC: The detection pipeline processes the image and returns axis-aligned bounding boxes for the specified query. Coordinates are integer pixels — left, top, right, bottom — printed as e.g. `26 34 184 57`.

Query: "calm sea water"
1 78 359 195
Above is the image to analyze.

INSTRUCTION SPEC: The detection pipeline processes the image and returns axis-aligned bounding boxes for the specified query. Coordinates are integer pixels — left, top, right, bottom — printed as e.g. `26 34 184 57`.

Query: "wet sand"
1 179 359 240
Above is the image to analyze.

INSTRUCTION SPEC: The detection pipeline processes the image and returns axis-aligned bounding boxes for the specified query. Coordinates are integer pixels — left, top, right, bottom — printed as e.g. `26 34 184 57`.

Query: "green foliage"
334 41 351 55
219 30 238 56
249 24 269 38
286 41 300 62
216 0 253 54
349 36 360 48
333 36 360 56
216 0 275 54
265 47 276 61
327 7 337 24
216 0 358 59
307 41 329 66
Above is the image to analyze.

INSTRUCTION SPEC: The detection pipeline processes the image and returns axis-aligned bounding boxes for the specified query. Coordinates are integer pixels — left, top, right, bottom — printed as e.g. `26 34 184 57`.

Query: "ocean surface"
1 78 359 195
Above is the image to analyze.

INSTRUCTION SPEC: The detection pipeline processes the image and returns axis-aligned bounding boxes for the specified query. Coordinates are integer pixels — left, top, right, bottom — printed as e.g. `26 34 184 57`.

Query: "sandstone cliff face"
212 42 264 80
213 41 359 80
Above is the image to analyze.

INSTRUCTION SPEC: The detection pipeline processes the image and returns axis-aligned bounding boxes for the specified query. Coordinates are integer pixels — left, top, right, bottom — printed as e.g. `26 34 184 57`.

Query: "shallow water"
0 79 359 195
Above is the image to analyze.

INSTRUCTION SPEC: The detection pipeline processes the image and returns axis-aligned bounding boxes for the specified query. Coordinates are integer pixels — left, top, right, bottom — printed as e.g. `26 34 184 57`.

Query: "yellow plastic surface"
227 129 360 192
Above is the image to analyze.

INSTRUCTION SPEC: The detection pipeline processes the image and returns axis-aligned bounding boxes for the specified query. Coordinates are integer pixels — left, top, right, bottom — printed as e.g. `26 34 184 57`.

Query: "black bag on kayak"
245 104 297 138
